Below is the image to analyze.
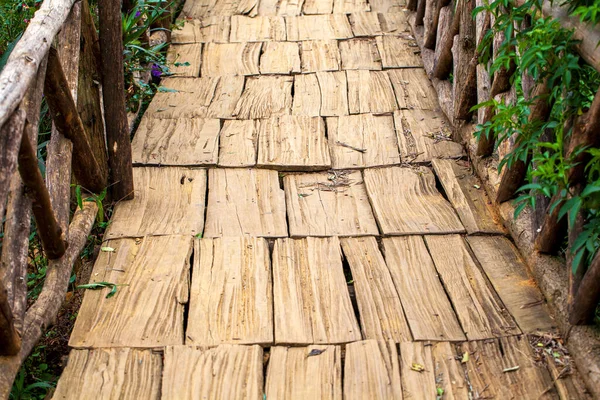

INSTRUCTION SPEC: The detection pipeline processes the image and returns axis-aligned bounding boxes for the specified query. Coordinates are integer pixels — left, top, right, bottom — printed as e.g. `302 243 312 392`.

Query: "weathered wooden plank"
394 109 464 163
432 158 506 234
286 15 353 40
201 42 261 76
230 15 286 42
260 41 301 74
266 346 342 399
131 117 220 166
339 38 382 70
284 171 379 237
379 12 410 34
292 73 322 115
257 115 331 170
302 0 333 13
187 238 273 346
272 237 361 344
347 70 397 114
388 69 439 110
53 349 162 399
163 345 264 399
182 0 259 18
70 235 192 347
466 236 556 332
425 235 521 340
399 342 437 398
206 76 247 118
340 237 411 342
292 72 349 116
166 43 202 77
364 167 465 235
172 17 231 44
344 340 402 400
204 168 288 237
257 0 305 15
105 167 206 239
383 236 466 341
348 12 382 36
332 0 370 14
327 114 400 168
218 120 258 167
431 342 469 399
233 75 293 119
300 40 341 73
376 35 423 68
369 0 405 13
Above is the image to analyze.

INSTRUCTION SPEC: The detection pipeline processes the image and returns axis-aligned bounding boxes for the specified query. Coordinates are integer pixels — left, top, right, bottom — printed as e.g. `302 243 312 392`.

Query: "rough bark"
416 0 427 26
567 87 600 186
0 111 26 221
432 6 455 79
453 0 478 120
424 0 450 49
534 193 567 253
567 207 586 312
0 281 20 356
569 251 600 325
407 0 418 11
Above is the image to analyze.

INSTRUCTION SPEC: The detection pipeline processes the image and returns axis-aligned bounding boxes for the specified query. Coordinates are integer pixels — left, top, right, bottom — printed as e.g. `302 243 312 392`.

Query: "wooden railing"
0 0 133 395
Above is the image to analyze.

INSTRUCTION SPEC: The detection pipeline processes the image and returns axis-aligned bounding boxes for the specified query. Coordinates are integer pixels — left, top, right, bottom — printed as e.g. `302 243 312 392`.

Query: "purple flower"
135 10 142 17
151 64 162 78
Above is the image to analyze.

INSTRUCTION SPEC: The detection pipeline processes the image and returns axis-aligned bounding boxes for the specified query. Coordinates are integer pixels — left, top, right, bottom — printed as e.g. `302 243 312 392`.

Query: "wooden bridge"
48 0 590 398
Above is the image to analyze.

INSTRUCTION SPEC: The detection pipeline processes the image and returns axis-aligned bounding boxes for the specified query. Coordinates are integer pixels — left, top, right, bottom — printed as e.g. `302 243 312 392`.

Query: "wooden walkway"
54 0 587 398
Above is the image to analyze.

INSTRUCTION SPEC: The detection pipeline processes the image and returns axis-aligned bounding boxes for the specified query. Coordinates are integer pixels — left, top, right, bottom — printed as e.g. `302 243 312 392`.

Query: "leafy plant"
77 281 126 298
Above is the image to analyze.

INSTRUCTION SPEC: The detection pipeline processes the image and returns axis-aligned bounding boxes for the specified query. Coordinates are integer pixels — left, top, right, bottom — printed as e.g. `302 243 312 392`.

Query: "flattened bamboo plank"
105 167 206 239
163 345 264 399
300 40 341 73
394 109 464 163
166 44 202 77
131 117 220 166
383 236 466 341
327 114 400 168
364 167 465 235
332 0 370 14
257 0 304 15
432 158 506 234
284 171 379 237
257 115 331 170
376 35 423 68
379 12 410 34
466 236 556 332
348 12 382 36
172 17 231 44
266 346 342 399
218 120 258 167
399 342 437 399
339 38 382 70
187 238 273 345
54 349 162 399
70 235 192 347
347 70 397 114
292 73 321 116
340 237 411 342
272 237 361 344
260 41 301 74
230 15 286 42
204 168 288 237
430 342 469 399
369 0 405 13
388 69 439 110
302 0 333 14
286 15 353 41
233 75 293 119
425 235 521 340
206 75 247 118
182 0 259 18
344 341 402 400
201 42 261 76
317 71 350 116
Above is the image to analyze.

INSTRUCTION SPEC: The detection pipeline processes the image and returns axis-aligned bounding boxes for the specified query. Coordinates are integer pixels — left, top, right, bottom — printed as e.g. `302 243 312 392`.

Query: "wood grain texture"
166 44 202 77
394 109 464 163
348 12 382 36
340 237 411 342
432 158 506 234
431 342 469 400
162 345 264 399
344 340 402 400
204 168 288 237
201 42 262 76
332 0 370 14
187 238 273 346
292 72 349 116
302 0 333 14
260 41 301 74
105 167 206 239
388 69 439 110
466 236 556 332
286 15 353 40
53 349 162 399
257 115 331 170
383 236 466 341
172 17 231 44
284 171 379 237
218 120 258 167
266 346 342 400
369 0 404 13
300 40 341 73
182 0 259 18
257 0 305 16
364 167 465 235
233 75 293 119
376 35 423 68
70 235 192 347
132 117 220 166
379 12 410 34
339 38 382 70
399 342 437 399
327 113 400 168
230 15 286 42
425 235 521 340
347 70 398 114
272 237 361 344
292 74 321 115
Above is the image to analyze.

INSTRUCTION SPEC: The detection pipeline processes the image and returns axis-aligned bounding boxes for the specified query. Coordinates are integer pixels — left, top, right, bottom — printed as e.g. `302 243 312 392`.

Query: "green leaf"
75 185 83 210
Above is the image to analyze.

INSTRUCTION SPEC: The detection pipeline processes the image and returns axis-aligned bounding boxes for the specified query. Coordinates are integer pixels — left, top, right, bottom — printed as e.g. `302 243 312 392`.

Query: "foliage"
565 0 600 26
0 0 38 55
473 0 600 274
